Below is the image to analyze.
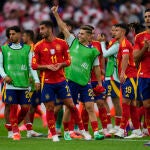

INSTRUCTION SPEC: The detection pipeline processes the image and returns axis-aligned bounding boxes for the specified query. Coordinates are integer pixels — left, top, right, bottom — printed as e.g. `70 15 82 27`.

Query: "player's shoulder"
108 38 117 46
34 39 45 48
135 31 147 38
121 38 131 47
92 40 99 44
55 37 67 44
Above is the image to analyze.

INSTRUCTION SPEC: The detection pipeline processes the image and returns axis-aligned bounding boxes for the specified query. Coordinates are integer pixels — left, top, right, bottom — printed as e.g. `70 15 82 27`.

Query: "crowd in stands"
0 0 149 45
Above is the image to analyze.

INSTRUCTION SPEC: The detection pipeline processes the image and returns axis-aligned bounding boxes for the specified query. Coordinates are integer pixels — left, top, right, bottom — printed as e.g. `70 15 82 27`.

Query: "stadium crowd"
0 0 149 45
0 0 150 146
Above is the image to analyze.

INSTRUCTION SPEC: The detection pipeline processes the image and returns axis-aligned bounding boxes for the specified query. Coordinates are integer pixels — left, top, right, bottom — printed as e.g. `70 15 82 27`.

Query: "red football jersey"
108 38 117 48
32 38 71 83
90 40 103 82
134 31 150 78
117 38 137 78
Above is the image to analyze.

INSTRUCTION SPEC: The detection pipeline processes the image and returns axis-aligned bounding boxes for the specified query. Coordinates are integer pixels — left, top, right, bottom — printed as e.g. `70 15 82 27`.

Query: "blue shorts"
121 78 137 100
136 83 142 101
68 80 95 104
41 80 72 103
103 80 120 98
30 91 41 106
91 81 106 100
138 78 150 101
2 89 30 105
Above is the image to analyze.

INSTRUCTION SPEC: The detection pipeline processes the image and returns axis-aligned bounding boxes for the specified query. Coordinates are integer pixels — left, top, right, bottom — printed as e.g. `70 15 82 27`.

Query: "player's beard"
41 34 48 39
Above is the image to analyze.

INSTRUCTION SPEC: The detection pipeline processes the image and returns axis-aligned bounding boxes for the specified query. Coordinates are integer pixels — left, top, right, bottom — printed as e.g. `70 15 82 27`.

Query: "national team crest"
8 96 13 102
56 44 61 51
50 49 55 55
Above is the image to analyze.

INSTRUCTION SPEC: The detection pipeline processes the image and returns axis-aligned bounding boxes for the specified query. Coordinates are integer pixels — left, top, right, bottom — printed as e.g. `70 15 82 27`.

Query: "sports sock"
115 116 121 126
18 106 30 124
98 107 108 129
5 124 12 131
145 108 150 134
46 110 56 136
120 103 130 129
68 114 75 131
91 121 99 132
130 105 140 129
25 123 33 131
10 104 19 133
81 108 89 131
107 113 111 124
69 106 84 130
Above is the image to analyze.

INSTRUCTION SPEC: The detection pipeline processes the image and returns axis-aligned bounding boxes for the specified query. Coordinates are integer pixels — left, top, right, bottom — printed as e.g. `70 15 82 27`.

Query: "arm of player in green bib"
100 42 119 58
51 6 71 39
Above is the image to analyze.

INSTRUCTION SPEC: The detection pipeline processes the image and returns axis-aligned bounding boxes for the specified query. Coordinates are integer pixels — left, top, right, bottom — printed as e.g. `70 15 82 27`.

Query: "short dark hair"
80 25 93 34
40 20 54 29
129 22 145 34
115 23 129 36
6 27 10 38
145 8 150 13
23 30 34 41
9 26 21 33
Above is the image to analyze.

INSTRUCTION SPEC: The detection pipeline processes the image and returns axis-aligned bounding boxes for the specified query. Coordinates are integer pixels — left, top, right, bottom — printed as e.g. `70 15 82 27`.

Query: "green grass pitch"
0 118 149 150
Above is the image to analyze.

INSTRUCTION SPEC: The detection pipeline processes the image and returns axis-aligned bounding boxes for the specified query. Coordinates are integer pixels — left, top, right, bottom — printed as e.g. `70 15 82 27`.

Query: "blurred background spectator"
0 0 149 45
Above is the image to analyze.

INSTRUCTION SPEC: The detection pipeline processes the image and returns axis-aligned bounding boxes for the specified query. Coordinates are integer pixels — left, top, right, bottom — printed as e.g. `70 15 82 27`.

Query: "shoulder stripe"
34 39 44 47
135 31 147 38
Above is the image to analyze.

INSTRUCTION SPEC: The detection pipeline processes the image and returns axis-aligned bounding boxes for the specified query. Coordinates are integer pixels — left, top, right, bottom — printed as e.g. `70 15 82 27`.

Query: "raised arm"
97 33 119 57
101 42 119 57
51 6 71 39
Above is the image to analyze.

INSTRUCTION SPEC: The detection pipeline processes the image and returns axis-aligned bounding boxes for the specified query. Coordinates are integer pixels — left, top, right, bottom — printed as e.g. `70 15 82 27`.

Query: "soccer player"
109 24 142 138
32 20 92 142
97 25 122 134
0 26 40 140
18 29 44 137
79 25 111 138
51 6 105 140
129 22 147 136
133 8 150 146
54 21 76 139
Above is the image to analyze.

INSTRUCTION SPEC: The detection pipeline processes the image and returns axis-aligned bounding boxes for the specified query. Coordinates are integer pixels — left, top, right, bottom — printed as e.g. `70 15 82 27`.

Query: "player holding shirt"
79 25 111 137
111 24 142 138
133 9 150 146
32 20 92 142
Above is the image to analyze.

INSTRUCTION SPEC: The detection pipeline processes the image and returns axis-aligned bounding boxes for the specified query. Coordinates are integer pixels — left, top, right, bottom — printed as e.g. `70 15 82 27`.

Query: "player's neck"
118 36 125 43
81 41 89 46
146 27 150 33
27 41 33 45
45 35 55 42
